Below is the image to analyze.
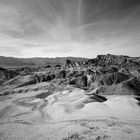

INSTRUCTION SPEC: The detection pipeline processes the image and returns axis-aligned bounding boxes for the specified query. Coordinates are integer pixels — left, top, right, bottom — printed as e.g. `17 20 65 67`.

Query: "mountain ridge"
1 54 140 68
0 56 88 68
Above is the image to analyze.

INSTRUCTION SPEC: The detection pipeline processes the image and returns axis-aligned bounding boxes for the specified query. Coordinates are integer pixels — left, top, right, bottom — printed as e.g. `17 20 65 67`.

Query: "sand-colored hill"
0 54 140 140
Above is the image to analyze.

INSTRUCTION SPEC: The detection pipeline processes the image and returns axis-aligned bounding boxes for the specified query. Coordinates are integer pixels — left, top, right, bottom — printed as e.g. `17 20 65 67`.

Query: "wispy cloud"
0 0 140 58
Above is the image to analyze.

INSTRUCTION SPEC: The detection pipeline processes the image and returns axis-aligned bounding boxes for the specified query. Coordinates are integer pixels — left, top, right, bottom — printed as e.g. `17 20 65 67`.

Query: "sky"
0 0 140 58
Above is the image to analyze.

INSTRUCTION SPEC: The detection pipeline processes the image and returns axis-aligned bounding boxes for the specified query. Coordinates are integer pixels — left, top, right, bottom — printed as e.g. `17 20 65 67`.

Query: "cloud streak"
0 0 140 58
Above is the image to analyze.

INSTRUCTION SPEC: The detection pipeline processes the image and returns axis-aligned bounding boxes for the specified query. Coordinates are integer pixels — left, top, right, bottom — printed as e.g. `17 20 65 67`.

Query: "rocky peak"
65 59 81 68
88 54 140 68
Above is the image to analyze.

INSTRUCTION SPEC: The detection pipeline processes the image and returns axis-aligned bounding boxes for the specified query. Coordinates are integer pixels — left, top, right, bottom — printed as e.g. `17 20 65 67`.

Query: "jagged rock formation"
65 59 82 68
0 54 140 96
87 54 140 69
0 67 18 85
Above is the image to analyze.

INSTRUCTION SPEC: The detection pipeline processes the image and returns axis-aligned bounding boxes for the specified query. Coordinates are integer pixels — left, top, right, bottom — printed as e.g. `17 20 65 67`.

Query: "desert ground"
0 54 140 140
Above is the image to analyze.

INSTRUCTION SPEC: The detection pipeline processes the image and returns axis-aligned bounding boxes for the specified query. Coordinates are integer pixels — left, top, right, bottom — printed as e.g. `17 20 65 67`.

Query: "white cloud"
0 0 140 58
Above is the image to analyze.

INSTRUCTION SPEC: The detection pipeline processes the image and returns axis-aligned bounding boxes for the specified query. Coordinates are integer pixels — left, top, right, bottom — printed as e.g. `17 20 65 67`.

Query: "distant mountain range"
0 56 88 68
1 54 140 68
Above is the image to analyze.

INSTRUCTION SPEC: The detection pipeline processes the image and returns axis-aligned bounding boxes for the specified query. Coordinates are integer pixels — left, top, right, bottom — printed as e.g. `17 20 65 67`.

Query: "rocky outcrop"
0 67 18 85
65 59 81 68
69 76 88 88
95 72 130 86
45 65 51 68
122 77 140 94
55 70 67 79
87 54 140 69
1 54 140 96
